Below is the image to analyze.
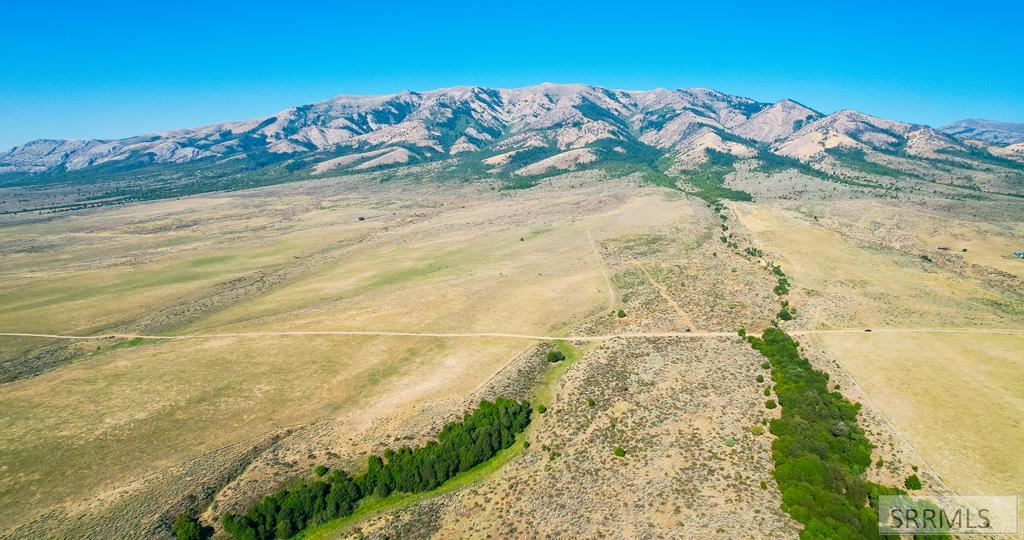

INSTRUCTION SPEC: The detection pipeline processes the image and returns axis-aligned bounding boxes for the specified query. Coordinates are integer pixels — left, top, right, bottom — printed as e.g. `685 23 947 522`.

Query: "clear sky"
2 0 1022 150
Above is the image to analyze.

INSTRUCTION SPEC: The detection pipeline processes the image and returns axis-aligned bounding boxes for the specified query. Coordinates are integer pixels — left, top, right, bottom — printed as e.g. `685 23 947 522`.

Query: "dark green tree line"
220 398 531 539
748 328 948 539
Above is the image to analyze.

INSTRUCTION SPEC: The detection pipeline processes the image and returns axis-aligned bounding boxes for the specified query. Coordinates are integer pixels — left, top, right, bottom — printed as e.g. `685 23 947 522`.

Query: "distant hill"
942 119 1024 145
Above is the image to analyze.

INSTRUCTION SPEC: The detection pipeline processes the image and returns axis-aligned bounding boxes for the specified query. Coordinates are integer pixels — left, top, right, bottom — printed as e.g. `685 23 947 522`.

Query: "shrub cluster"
221 398 531 539
172 515 202 540
771 265 791 295
546 350 566 363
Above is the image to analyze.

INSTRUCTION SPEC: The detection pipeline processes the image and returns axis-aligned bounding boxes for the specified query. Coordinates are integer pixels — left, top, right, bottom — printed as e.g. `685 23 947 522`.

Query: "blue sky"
1 0 1022 149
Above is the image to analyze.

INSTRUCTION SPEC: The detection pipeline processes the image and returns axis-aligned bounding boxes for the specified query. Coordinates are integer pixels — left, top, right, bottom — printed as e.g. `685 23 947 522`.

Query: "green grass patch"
521 227 553 241
367 262 447 289
88 337 157 357
186 255 237 267
536 340 580 406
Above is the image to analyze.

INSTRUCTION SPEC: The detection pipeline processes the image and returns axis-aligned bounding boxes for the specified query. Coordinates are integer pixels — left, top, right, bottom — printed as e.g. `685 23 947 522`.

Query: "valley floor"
0 167 1021 539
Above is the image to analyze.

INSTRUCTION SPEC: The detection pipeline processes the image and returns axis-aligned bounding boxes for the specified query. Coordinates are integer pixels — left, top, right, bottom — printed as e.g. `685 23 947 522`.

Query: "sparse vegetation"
6 119 1016 540
825 146 911 179
674 149 753 203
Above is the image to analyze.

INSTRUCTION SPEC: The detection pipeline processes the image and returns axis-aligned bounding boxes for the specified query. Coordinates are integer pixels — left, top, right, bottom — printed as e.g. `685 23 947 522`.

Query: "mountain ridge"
2 84 1021 204
0 84 920 171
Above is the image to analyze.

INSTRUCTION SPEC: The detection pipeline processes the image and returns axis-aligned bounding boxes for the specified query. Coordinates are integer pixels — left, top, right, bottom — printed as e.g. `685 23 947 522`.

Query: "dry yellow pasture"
0 173 701 536
811 332 1024 503
733 203 1024 329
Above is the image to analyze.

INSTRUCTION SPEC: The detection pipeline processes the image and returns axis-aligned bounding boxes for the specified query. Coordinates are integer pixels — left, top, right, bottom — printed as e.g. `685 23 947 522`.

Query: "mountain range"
1 83 1021 197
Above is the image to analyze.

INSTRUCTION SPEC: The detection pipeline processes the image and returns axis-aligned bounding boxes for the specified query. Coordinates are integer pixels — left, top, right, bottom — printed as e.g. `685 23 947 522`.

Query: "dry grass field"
0 171 716 538
732 203 1023 329
810 332 1024 502
0 165 1021 539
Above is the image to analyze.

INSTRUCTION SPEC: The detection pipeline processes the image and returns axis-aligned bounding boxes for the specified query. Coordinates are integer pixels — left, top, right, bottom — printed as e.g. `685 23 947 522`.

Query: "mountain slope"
733 99 821 143
772 109 963 161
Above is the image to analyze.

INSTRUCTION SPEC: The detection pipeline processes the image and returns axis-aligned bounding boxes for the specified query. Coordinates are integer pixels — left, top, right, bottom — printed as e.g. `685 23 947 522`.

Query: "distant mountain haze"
941 119 1024 145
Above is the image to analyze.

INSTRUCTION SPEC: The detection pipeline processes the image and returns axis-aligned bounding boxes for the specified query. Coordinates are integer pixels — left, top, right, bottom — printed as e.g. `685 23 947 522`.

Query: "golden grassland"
810 332 1024 501
733 203 1024 329
0 173 699 536
0 168 1021 538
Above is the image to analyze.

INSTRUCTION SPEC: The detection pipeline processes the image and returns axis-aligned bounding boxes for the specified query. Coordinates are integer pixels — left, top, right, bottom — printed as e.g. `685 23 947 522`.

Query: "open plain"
1 160 1022 539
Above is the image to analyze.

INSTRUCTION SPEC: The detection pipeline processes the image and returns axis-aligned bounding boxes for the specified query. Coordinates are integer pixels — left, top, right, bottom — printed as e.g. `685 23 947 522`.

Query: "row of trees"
748 328 878 537
220 398 531 540
748 328 947 539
